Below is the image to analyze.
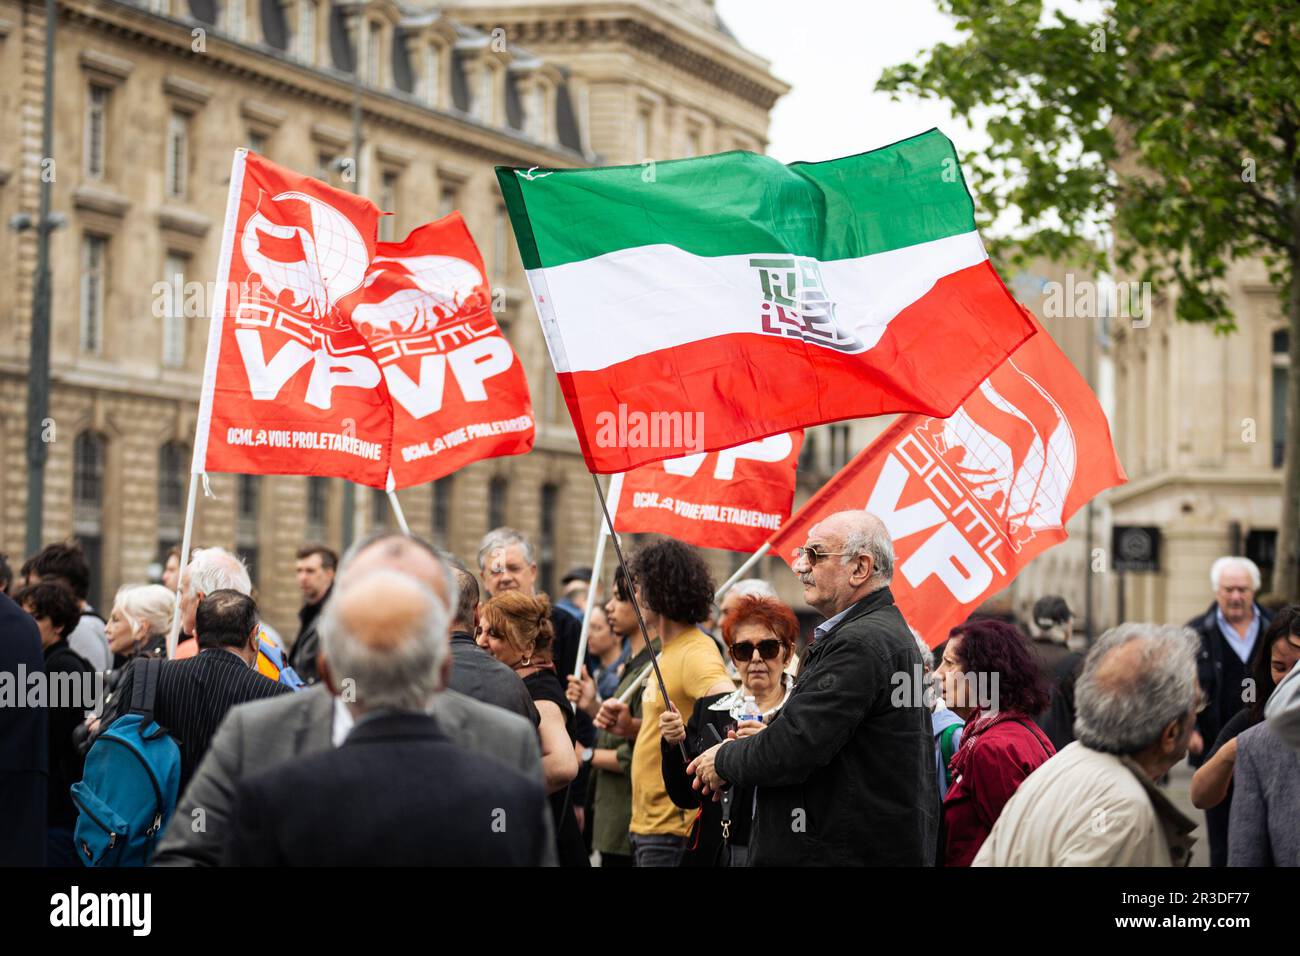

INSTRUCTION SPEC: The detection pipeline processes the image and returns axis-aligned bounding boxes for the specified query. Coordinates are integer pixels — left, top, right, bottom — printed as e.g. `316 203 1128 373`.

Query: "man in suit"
155 530 549 866
223 566 552 865
688 510 938 866
447 562 538 724
104 590 290 792
0 591 47 865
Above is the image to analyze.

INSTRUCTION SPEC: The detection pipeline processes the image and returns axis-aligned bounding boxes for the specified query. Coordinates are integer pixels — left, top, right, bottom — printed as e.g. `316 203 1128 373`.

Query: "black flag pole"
590 471 690 763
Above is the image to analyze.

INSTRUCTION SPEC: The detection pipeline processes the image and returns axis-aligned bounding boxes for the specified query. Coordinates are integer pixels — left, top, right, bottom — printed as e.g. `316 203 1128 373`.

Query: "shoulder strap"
938 723 961 765
130 657 163 723
1011 719 1053 760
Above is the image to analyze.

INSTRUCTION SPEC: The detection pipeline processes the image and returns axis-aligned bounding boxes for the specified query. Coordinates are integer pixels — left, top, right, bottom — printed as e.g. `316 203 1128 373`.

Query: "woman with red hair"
937 617 1055 866
659 595 797 866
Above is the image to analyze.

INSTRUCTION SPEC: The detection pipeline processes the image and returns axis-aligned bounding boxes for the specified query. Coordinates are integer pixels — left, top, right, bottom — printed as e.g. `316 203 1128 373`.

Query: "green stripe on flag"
496 129 976 271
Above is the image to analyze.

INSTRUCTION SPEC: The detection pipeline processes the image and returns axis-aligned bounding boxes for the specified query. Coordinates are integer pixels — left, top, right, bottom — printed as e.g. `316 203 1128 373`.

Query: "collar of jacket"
196 646 253 668
300 587 332 627
450 630 478 646
1118 753 1198 866
343 709 446 746
811 587 895 648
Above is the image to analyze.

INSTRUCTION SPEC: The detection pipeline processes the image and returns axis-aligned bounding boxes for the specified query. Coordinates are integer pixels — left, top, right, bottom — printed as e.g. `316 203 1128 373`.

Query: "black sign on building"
1112 525 1161 573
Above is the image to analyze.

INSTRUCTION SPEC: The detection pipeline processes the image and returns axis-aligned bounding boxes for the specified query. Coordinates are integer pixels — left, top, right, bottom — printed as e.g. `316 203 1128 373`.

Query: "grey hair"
1074 623 1199 755
730 579 778 601
477 527 536 570
113 584 175 638
184 547 251 597
909 627 935 675
319 569 449 711
841 521 894 587
1210 556 1260 591
337 530 454 615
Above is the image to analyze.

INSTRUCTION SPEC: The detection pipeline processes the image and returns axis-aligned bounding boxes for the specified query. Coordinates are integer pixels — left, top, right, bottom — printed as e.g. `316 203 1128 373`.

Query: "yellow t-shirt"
630 628 734 837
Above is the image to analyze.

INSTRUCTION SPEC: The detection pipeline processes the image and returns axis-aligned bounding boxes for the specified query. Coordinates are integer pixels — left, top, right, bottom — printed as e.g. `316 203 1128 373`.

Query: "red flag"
769 311 1126 645
338 214 534 487
196 150 391 486
610 431 803 553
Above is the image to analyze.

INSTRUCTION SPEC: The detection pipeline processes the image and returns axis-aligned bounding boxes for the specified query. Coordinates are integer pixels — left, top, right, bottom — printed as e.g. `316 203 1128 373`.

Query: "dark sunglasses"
730 639 783 662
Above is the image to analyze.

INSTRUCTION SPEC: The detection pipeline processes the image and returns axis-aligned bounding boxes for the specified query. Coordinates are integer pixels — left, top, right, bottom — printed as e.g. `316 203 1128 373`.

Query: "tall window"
829 424 851 470
634 106 652 160
424 44 441 105
306 476 329 542
798 432 818 473
488 476 508 529
439 185 458 218
236 474 260 588
247 130 267 155
367 22 382 85
74 432 106 609
157 441 188 558
539 483 558 596
380 171 399 241
1273 329 1289 468
684 126 702 157
297 0 317 63
162 253 188 367
317 152 337 183
432 476 453 547
166 111 190 200
80 235 107 354
85 84 109 178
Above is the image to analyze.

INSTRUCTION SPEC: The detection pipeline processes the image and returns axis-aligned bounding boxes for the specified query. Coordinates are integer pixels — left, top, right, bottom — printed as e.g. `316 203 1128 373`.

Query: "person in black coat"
0 591 48 866
447 565 538 725
689 512 938 866
15 581 95 866
1186 557 1273 768
225 566 552 866
660 595 797 866
287 545 336 686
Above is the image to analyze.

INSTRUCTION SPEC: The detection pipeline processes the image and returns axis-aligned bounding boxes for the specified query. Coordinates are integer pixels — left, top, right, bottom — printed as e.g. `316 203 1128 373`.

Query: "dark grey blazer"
154 683 551 866
448 632 539 726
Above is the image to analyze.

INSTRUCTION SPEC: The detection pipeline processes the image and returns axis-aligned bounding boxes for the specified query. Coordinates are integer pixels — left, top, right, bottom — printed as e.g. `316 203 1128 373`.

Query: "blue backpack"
71 658 181 866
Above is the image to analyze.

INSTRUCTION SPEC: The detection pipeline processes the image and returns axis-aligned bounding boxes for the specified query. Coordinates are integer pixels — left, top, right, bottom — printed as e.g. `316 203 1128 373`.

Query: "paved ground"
1163 757 1208 867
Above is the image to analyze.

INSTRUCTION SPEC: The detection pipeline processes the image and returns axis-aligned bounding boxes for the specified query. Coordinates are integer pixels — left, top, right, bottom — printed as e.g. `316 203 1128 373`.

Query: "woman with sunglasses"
658 595 797 866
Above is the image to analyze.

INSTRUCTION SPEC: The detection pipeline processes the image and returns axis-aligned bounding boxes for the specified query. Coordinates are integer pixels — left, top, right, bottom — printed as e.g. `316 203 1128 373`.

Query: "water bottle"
738 694 763 725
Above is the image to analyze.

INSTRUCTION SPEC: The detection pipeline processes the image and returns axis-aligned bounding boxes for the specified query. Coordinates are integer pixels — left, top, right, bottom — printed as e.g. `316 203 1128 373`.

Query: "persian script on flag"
769 309 1126 645
609 431 803 553
497 129 1036 473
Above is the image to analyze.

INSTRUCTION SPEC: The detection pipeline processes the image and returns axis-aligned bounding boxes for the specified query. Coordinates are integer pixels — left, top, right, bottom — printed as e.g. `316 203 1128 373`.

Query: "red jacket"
941 712 1055 866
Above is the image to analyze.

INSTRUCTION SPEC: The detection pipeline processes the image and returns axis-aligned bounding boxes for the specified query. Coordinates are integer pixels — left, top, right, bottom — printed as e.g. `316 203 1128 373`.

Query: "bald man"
154 531 550 866
688 510 938 866
224 570 552 865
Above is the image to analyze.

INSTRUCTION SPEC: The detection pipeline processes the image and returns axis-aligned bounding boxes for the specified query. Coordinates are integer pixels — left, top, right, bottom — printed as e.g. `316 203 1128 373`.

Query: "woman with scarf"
937 617 1055 867
478 590 588 867
658 595 796 866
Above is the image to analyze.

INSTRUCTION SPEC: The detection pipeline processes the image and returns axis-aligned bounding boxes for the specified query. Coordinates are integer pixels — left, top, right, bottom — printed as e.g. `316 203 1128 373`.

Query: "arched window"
538 482 559 596
432 476 453 548
488 475 508 530
236 474 260 587
73 431 107 608
306 476 330 542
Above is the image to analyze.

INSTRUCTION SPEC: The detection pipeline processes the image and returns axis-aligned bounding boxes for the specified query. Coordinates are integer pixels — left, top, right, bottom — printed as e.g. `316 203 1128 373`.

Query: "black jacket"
1186 602 1272 768
103 648 291 793
223 710 552 865
0 593 47 865
42 640 93 828
449 632 539 726
714 588 938 866
288 588 331 685
661 691 757 866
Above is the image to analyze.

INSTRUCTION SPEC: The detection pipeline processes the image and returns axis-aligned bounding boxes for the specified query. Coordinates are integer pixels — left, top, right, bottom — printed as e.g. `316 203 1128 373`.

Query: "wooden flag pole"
590 471 688 762
713 541 771 605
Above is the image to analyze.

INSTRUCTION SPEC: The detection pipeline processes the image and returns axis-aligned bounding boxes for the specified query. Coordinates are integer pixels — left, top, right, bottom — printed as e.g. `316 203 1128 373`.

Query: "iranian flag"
497 129 1036 474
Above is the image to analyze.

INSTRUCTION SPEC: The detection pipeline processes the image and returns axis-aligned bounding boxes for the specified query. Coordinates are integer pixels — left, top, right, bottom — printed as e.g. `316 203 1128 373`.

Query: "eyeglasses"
730 638 784 662
790 546 852 567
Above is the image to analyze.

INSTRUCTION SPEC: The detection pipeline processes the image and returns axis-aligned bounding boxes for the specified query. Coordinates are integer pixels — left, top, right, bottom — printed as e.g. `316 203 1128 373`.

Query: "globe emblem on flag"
932 361 1077 550
241 190 370 323
350 254 485 340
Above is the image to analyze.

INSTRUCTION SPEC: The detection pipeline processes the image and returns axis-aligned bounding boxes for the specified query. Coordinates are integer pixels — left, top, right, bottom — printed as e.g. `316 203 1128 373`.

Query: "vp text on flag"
497 129 1036 473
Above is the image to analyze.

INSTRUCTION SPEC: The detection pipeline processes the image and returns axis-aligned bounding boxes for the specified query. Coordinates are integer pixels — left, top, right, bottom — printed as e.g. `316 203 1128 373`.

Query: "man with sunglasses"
687 510 939 866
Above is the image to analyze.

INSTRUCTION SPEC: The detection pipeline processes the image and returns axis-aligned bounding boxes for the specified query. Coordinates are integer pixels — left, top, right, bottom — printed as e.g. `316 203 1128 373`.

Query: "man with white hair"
223 569 552 865
974 623 1201 866
172 547 253 660
687 510 937 866
1184 556 1273 766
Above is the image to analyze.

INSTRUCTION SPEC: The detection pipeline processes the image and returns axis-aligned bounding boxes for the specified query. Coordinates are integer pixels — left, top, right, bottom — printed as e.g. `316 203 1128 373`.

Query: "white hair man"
974 623 1201 866
172 548 253 660
222 569 553 865
687 510 937 865
1183 556 1271 766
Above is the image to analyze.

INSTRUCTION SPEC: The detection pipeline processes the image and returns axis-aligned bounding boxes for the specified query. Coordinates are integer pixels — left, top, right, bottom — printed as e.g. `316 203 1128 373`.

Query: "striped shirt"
104 648 291 792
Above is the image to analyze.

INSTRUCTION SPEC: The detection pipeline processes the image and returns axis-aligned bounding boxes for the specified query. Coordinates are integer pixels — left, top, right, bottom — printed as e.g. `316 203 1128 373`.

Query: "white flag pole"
386 490 411 535
571 473 621 682
166 472 200 659
713 541 771 605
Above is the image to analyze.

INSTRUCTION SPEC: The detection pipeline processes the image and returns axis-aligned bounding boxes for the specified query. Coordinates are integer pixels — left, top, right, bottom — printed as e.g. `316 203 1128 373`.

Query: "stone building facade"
0 0 787 635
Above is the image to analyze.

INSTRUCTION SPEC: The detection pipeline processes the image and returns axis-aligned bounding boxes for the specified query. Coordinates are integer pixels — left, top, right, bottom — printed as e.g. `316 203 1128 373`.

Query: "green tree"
879 0 1300 596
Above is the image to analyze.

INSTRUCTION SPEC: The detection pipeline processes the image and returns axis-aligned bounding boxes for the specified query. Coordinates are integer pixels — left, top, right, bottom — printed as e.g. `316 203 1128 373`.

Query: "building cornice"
1107 468 1282 507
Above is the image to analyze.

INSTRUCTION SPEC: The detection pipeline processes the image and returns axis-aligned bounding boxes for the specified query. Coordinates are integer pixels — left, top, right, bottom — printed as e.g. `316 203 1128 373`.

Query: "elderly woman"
478 590 588 867
105 584 173 670
658 595 797 866
937 617 1055 866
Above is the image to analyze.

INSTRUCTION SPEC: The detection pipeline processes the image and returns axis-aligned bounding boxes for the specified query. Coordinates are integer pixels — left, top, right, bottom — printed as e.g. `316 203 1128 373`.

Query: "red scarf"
948 710 1032 783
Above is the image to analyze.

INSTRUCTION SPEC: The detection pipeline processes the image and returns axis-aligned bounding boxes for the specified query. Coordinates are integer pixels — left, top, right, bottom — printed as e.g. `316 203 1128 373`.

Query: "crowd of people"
2 521 1300 867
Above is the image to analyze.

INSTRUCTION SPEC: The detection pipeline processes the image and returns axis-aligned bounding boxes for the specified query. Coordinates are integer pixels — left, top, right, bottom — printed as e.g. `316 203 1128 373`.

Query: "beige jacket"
973 741 1196 867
